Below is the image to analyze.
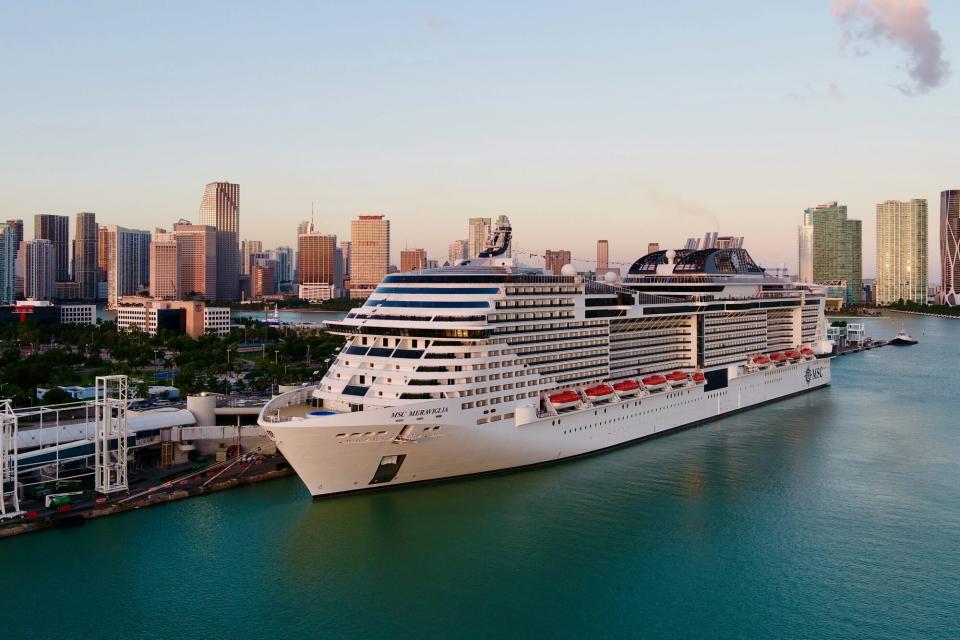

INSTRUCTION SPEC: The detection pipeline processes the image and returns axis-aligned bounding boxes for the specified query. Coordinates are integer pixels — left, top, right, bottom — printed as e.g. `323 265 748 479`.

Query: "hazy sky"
2 1 958 278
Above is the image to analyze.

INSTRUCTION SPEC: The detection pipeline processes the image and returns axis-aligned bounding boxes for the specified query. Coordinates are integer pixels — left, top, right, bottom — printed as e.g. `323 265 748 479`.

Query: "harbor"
3 314 957 639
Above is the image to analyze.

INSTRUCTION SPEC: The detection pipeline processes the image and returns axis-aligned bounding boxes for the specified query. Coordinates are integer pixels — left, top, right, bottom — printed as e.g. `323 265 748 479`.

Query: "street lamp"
274 350 279 364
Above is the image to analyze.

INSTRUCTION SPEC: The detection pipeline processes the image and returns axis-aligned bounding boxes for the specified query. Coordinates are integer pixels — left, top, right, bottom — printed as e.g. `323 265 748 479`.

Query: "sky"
2 1 958 279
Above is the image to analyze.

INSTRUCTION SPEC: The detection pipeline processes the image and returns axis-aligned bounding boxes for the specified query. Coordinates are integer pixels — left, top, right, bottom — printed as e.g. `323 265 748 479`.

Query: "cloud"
831 0 950 94
422 18 449 31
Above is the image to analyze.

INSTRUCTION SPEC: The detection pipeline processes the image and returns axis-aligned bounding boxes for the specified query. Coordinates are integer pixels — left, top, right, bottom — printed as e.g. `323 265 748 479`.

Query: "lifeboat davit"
665 371 690 387
642 374 669 391
584 384 615 402
548 390 580 410
692 371 706 385
613 380 642 396
770 352 786 365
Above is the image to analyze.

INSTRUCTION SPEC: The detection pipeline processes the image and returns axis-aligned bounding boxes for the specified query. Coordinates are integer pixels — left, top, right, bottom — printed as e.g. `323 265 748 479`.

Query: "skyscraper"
448 239 468 265
597 240 609 272
350 215 390 296
34 214 70 282
198 181 240 301
150 228 179 300
340 241 351 279
941 190 960 305
468 217 491 259
0 223 17 304
73 212 98 300
400 248 427 272
273 246 294 287
545 249 572 276
173 222 217 301
4 220 23 254
97 225 110 284
104 225 151 307
251 263 276 299
297 232 338 285
21 239 56 300
876 199 928 305
241 239 263 275
798 202 862 304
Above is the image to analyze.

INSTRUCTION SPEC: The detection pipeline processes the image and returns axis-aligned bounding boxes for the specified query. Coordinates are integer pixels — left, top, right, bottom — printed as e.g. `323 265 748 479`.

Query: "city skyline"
2 3 958 278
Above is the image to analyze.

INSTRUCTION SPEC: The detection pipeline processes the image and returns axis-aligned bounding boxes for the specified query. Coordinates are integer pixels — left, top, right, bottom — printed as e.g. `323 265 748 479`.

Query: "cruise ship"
260 219 833 497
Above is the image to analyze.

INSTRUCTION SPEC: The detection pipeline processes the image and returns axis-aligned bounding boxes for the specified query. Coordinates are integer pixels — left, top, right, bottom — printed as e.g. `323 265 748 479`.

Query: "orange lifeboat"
785 350 801 361
665 371 690 386
613 380 642 396
770 352 786 365
752 354 772 369
692 371 706 384
800 347 815 360
642 374 669 391
548 390 580 410
584 385 615 402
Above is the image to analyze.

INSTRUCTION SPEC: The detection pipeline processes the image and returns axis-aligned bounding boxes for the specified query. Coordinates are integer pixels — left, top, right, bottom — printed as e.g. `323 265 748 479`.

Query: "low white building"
298 283 340 302
60 304 97 325
204 307 231 336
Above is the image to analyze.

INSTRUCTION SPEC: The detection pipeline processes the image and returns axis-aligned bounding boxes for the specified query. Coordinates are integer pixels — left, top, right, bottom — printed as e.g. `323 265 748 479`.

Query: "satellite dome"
665 249 676 263
604 271 617 283
560 264 576 277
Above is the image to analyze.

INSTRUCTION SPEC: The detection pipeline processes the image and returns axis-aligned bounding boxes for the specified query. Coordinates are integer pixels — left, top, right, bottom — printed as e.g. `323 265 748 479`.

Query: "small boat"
584 384 615 402
641 374 669 391
613 380 642 396
890 329 917 346
800 347 816 360
785 350 802 361
692 371 706 385
665 371 690 387
548 390 580 410
769 352 786 365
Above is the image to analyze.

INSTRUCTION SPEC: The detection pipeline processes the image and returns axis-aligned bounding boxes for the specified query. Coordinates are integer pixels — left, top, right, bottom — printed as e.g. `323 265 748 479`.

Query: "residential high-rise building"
73 212 98 300
104 225 151 307
34 214 70 282
798 202 862 305
297 232 338 285
251 263 276 299
150 228 179 300
400 248 427 273
597 240 609 272
97 226 110 283
941 190 960 305
0 223 17 304
448 239 468 265
198 181 240 301
173 222 217 301
545 249 572 276
273 246 294 287
340 241 351 279
647 242 660 254
4 220 23 254
241 239 263 275
876 199 928 305
350 215 390 295
21 239 56 300
468 217 491 259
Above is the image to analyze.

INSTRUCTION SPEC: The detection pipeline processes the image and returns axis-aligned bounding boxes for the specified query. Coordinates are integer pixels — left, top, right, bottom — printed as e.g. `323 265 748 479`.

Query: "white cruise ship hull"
264 359 830 497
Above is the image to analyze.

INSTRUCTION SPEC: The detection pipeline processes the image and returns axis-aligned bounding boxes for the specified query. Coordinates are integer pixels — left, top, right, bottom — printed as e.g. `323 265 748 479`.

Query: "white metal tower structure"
1 399 22 519
94 375 129 494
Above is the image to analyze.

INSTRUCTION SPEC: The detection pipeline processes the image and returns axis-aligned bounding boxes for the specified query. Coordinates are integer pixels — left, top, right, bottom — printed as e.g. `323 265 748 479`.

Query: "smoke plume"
831 0 950 94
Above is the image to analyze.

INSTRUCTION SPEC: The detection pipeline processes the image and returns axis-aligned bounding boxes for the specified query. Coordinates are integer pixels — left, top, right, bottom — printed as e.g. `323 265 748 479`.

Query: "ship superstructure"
260 218 832 497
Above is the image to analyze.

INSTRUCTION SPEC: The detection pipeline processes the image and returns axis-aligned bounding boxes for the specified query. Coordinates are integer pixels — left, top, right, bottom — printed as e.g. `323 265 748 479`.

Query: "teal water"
3 315 958 639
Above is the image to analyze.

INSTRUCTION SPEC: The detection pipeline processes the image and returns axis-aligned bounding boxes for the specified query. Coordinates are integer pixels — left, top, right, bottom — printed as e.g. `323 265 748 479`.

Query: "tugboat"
890 328 917 346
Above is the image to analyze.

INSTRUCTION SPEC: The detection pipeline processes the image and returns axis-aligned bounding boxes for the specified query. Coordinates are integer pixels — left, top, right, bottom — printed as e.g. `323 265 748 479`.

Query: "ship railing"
261 386 319 423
